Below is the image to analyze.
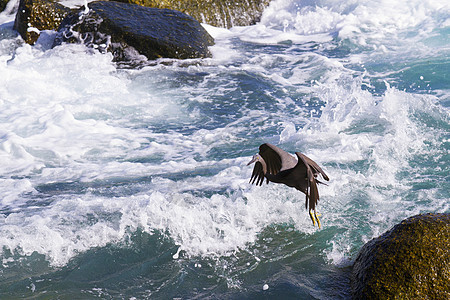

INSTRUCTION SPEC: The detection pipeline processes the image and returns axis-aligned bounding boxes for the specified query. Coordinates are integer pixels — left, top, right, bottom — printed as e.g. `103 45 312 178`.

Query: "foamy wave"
223 0 450 52
286 75 448 264
0 181 314 267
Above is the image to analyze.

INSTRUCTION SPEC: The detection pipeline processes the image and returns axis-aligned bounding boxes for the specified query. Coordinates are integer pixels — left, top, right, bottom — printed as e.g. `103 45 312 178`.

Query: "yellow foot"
309 210 316 226
315 212 322 229
309 210 322 229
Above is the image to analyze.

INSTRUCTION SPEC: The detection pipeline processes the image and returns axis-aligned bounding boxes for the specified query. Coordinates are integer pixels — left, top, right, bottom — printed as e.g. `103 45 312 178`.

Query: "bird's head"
247 154 262 166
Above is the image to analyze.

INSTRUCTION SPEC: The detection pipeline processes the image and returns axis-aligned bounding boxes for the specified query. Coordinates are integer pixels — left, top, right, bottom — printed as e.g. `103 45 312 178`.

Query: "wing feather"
296 152 321 210
296 152 329 181
259 143 297 174
250 161 265 186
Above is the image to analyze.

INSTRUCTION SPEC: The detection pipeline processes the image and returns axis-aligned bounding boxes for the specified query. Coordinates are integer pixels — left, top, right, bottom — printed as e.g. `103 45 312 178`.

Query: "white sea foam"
305 78 447 263
0 176 309 266
205 0 450 74
258 0 449 42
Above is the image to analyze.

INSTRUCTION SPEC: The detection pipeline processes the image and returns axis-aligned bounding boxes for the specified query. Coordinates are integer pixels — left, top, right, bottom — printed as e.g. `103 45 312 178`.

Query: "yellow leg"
309 210 322 229
315 211 321 229
309 210 316 226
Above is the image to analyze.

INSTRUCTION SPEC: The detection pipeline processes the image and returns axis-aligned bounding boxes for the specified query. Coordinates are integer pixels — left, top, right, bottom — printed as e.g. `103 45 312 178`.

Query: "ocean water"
0 0 449 298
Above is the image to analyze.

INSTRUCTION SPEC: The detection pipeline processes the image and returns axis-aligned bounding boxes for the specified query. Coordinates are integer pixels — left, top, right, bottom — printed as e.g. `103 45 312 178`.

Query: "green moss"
352 213 450 299
114 0 271 28
14 0 71 44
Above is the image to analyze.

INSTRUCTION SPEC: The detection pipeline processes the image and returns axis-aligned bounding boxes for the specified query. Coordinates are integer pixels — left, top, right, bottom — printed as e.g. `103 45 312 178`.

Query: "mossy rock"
13 0 71 44
114 0 271 28
352 213 450 299
54 1 214 61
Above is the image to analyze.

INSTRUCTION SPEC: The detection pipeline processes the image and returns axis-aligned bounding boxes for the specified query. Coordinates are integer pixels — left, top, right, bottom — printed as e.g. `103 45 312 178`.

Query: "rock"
114 0 271 28
352 213 450 299
1 0 9 12
54 1 214 61
13 0 71 44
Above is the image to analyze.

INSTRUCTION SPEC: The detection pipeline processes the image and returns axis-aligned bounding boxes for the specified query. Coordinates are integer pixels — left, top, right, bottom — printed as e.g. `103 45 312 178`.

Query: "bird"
247 143 329 228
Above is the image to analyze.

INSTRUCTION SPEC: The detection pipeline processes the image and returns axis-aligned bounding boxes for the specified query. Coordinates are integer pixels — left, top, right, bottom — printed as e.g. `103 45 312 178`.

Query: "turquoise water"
0 0 449 298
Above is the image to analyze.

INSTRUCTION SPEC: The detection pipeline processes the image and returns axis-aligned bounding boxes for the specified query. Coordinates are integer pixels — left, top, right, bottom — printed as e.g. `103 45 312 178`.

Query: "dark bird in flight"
247 143 329 228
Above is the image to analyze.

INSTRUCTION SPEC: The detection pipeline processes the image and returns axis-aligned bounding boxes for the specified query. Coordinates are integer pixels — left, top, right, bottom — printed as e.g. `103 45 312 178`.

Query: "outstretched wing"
297 152 329 182
295 152 322 211
260 143 297 175
249 161 265 186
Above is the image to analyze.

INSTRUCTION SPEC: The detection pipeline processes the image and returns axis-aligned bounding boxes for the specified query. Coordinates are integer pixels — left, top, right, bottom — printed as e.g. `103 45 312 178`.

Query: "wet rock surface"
352 213 450 299
13 0 71 44
115 0 271 28
54 1 214 61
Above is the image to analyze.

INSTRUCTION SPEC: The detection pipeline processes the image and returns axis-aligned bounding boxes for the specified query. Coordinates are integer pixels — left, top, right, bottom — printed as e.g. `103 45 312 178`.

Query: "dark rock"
54 1 214 61
13 0 71 44
352 213 450 299
114 0 271 28
1 0 9 12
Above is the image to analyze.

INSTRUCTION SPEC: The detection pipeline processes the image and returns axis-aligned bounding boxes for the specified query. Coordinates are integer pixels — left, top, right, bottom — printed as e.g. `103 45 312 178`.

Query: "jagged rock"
114 0 271 28
13 0 71 44
54 1 214 61
352 213 450 299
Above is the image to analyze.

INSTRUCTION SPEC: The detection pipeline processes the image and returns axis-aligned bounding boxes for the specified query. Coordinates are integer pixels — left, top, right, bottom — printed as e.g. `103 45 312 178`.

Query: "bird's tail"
305 179 319 211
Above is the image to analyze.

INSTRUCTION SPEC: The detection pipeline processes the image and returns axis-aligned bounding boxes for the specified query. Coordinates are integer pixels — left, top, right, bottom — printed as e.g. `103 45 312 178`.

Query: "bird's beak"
247 155 257 166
